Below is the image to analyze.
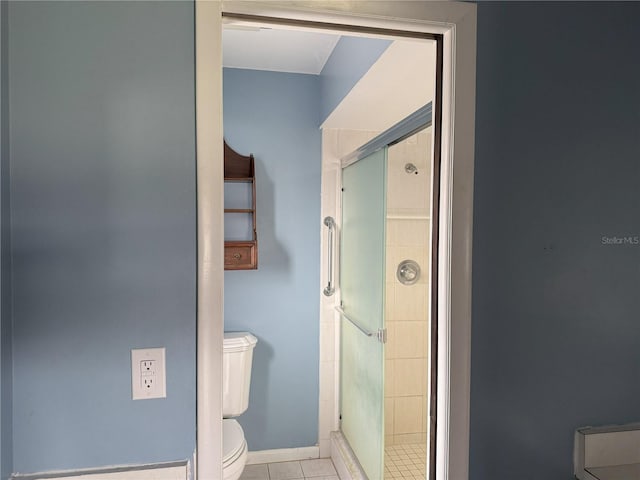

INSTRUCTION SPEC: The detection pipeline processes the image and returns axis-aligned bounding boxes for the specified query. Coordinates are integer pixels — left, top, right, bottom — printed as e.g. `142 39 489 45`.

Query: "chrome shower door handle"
323 216 336 296
335 306 386 344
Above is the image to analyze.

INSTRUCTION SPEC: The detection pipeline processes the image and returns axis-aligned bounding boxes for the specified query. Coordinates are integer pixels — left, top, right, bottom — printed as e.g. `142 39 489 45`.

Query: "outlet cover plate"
131 347 166 400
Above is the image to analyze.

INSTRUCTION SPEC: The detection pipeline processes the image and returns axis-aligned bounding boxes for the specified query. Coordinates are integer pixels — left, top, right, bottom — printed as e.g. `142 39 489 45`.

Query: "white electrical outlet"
131 348 166 400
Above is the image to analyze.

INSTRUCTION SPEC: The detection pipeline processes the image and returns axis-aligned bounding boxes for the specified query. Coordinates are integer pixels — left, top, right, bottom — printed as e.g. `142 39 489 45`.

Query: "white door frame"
195 2 476 479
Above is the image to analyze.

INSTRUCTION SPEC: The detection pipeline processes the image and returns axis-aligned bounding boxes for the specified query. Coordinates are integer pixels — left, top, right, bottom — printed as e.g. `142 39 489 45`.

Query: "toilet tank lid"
223 332 258 352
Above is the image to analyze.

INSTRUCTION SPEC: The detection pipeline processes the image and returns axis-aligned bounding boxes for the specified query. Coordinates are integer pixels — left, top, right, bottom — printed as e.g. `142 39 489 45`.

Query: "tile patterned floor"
239 446 426 480
384 443 427 480
239 459 338 480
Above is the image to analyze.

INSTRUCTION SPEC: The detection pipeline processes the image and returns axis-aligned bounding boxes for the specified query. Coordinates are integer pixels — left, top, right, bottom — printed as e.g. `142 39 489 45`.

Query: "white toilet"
223 332 258 480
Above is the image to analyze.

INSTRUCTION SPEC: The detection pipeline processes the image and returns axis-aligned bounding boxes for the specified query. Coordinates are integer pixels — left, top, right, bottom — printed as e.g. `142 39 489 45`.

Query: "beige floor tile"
239 464 269 479
268 461 304 480
300 459 337 477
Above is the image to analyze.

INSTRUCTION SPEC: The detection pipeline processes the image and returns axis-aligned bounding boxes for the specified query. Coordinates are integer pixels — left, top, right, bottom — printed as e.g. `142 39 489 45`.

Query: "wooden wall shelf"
224 141 258 270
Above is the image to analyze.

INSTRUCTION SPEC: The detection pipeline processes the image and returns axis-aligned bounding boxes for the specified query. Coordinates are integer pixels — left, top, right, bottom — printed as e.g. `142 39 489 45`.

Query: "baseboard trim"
246 446 320 465
11 461 188 480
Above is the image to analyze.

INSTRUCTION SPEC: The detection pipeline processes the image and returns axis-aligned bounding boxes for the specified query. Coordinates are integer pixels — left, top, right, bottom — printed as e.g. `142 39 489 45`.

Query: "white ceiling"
222 27 340 75
222 25 437 133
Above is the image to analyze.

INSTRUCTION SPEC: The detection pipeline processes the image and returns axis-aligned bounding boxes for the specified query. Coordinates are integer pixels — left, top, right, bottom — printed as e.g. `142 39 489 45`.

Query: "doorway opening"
194 3 477 480
221 16 440 480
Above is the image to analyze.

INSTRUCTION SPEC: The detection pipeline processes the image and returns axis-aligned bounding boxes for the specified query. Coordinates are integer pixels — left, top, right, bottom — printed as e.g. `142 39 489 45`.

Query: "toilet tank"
223 332 258 417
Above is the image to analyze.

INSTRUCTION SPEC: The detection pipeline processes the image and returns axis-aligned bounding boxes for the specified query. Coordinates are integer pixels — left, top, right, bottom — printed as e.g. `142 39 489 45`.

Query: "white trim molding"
246 447 319 466
197 3 476 480
195 1 224 480
11 462 188 480
435 8 477 480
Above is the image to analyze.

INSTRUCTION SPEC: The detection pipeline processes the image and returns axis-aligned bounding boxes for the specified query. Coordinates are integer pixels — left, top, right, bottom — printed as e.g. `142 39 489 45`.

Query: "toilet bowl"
222 332 257 480
223 419 248 480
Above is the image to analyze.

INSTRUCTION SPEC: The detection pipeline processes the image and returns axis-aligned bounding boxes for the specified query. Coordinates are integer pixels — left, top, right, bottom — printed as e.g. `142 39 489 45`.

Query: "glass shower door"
339 148 387 480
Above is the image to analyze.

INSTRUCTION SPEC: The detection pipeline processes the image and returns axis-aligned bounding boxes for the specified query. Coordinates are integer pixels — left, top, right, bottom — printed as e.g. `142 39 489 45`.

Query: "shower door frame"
195 2 477 480
337 102 437 478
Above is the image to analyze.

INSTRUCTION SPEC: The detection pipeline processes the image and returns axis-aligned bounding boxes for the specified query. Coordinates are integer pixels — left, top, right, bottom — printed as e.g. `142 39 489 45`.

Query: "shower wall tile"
386 129 431 217
422 395 429 433
385 398 394 435
426 294 432 323
421 361 428 399
394 433 425 445
386 248 399 284
395 283 427 321
385 359 394 398
388 219 428 248
394 396 422 435
319 350 337 457
385 322 397 359
319 360 334 403
396 245 415 260
395 220 429 248
384 129 432 445
319 321 335 362
319 397 336 448
394 358 424 397
395 321 426 359
420 321 429 360
387 220 400 247
387 171 429 214
415 262 430 288
385 283 395 321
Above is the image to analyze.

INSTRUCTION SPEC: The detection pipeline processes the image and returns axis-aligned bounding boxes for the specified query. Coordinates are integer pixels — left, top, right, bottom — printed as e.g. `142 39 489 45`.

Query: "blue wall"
8 1 195 472
8 2 639 476
319 36 391 124
223 68 321 451
0 1 12 478
471 3 640 479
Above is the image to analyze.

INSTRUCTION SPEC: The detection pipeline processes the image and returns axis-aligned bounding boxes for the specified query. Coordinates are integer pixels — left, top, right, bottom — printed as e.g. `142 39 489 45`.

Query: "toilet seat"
223 419 248 480
223 419 246 465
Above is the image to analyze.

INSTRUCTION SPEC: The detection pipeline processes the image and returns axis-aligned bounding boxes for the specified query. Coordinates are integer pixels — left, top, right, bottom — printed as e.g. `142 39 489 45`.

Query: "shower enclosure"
339 147 388 479
333 105 434 480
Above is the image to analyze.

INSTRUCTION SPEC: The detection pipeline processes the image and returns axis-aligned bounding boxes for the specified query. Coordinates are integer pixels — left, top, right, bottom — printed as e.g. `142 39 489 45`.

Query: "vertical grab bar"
323 216 336 296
